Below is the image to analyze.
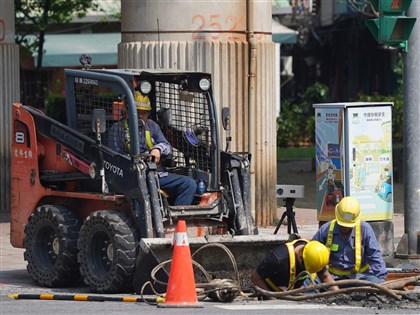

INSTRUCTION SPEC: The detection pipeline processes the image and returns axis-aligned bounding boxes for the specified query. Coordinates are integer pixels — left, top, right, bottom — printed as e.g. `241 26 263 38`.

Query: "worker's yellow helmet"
335 196 361 228
302 240 330 274
134 91 151 111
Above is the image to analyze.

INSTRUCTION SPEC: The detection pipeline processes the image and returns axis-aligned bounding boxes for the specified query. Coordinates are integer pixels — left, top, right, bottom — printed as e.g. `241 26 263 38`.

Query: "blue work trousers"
159 173 197 206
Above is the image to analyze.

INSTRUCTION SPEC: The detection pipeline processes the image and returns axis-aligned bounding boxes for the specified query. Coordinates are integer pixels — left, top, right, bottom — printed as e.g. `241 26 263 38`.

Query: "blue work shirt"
107 119 172 176
312 221 387 281
107 119 171 156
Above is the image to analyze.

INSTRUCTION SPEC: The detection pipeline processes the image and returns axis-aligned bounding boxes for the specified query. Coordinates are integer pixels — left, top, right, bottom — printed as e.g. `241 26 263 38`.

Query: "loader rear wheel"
23 205 81 287
77 210 137 293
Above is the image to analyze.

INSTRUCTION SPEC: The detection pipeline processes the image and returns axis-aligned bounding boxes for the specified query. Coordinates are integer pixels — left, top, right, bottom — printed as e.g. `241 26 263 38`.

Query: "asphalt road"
2 293 420 315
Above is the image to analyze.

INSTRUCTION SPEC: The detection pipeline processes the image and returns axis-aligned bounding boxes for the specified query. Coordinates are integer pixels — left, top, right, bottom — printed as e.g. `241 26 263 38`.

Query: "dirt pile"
307 291 420 311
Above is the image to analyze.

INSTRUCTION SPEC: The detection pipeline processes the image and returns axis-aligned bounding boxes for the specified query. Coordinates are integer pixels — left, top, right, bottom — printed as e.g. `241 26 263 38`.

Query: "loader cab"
64 69 220 189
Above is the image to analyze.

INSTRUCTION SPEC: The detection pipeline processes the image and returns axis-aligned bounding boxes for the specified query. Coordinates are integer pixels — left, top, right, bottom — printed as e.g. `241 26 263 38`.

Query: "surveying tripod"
274 197 299 235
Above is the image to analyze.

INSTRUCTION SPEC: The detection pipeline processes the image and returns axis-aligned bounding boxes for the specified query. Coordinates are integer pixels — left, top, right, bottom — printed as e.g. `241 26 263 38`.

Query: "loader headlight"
199 78 211 91
139 81 152 94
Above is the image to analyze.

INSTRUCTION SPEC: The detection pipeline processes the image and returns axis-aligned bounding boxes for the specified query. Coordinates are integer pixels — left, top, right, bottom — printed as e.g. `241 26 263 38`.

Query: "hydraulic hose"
253 276 420 301
145 242 242 303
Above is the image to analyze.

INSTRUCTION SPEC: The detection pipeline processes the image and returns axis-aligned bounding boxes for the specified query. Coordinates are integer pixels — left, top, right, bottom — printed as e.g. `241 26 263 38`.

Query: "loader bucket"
133 234 285 294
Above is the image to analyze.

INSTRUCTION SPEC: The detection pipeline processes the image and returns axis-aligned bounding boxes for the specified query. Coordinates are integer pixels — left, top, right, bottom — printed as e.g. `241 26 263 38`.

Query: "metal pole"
403 0 420 255
247 0 257 220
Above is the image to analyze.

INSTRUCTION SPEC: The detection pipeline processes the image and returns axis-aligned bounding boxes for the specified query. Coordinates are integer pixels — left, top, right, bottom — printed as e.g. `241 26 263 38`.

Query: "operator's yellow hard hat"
335 196 361 228
302 240 330 274
134 91 151 111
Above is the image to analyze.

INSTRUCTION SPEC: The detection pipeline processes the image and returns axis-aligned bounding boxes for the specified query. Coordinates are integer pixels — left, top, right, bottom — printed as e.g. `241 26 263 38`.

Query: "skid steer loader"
11 63 281 294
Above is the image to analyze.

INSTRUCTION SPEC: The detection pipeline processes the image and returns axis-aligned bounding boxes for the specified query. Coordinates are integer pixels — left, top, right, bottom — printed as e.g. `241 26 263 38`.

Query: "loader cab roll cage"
64 69 221 189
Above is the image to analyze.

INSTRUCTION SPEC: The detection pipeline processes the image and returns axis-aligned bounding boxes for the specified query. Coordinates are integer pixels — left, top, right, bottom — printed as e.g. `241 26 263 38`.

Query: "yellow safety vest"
325 220 370 276
264 239 316 291
123 120 154 152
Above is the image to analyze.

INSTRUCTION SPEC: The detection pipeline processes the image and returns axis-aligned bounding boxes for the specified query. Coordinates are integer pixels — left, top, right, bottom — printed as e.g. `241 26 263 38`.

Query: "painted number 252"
192 14 243 41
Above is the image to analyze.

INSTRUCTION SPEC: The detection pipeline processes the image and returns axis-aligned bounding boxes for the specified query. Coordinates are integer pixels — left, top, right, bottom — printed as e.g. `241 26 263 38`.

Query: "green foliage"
277 146 316 159
277 82 329 147
356 54 404 143
15 0 100 67
15 0 96 30
45 93 66 123
277 53 404 148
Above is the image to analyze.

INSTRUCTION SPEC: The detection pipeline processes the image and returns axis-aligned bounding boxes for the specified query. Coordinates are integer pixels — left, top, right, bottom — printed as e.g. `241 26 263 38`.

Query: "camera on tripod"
276 185 304 199
274 185 305 236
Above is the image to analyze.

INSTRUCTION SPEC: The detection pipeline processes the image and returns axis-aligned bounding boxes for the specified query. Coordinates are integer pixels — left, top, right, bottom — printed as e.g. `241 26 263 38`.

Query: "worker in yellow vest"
312 196 387 284
108 91 196 205
251 239 338 293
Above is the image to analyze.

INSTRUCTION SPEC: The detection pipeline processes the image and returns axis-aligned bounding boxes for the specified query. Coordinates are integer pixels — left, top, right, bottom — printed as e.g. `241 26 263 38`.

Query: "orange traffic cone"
158 220 202 308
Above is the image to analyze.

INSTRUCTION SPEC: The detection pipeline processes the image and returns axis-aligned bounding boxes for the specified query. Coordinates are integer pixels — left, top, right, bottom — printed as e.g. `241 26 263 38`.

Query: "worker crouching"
251 239 338 296
312 196 388 284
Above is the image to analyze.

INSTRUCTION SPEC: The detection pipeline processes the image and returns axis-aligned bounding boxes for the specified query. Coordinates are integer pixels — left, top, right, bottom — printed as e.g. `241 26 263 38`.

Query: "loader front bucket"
133 234 285 294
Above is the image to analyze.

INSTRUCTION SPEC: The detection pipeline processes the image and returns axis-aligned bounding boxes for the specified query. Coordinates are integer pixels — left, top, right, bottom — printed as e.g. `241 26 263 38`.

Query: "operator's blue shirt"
107 119 171 156
312 221 387 281
107 119 172 176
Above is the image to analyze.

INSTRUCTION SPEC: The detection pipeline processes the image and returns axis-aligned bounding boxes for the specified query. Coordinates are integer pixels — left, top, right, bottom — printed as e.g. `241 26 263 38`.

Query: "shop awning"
31 25 295 67
272 19 298 44
33 33 120 67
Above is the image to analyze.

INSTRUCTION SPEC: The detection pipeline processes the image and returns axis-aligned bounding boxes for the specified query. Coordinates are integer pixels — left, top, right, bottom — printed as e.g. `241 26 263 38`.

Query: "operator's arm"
147 121 172 164
362 221 388 282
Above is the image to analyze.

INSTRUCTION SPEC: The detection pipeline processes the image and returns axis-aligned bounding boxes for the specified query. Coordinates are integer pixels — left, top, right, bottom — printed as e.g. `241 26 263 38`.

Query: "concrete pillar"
0 0 20 215
119 0 277 226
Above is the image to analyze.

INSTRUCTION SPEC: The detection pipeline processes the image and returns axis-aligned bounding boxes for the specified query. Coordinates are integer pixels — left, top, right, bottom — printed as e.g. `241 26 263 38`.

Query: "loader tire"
77 210 137 293
24 205 81 287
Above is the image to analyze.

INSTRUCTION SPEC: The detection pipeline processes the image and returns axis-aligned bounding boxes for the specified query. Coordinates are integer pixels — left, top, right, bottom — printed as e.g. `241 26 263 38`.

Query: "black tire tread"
77 210 137 293
23 205 81 287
